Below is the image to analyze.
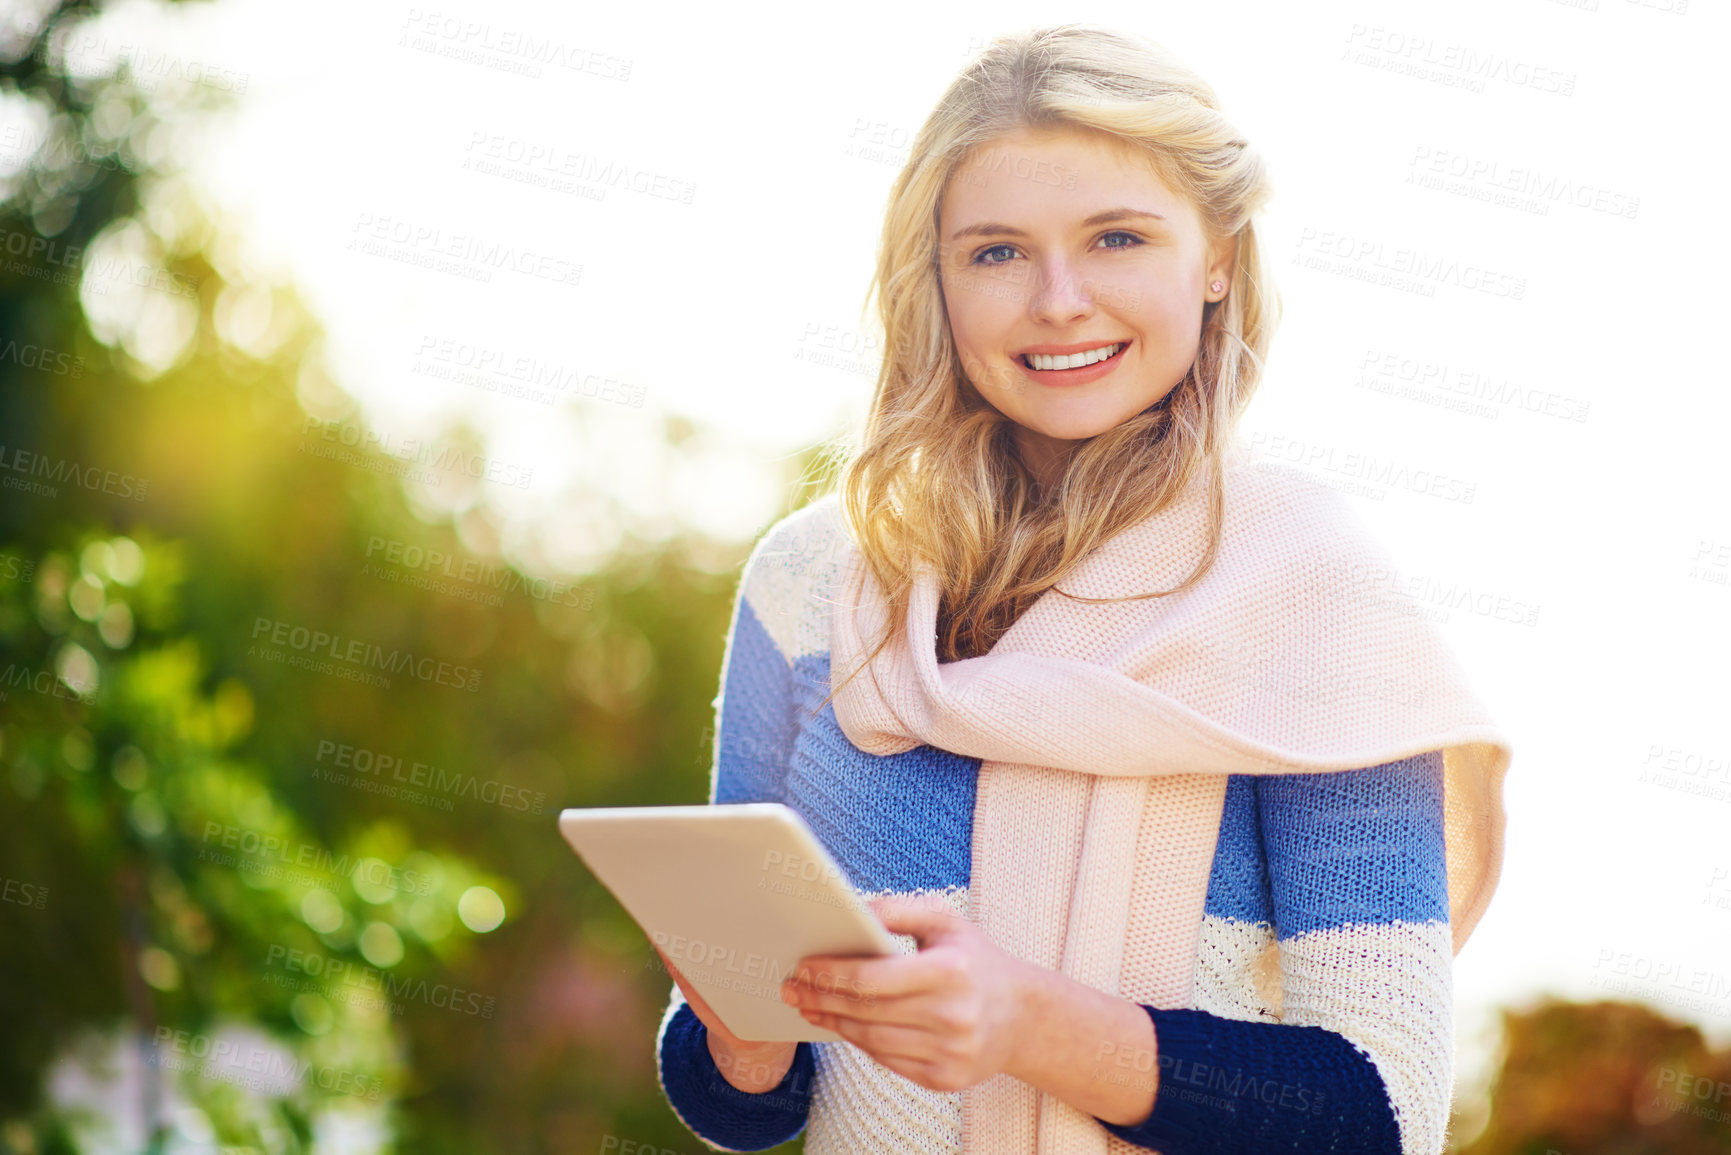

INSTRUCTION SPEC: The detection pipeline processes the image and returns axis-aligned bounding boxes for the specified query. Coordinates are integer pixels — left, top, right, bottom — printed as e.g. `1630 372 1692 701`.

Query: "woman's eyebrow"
946 207 1167 242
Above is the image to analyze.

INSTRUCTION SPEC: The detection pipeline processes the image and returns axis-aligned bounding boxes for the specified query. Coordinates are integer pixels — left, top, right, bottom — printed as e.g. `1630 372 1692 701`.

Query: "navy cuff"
659 1000 816 1150
1096 1006 1401 1154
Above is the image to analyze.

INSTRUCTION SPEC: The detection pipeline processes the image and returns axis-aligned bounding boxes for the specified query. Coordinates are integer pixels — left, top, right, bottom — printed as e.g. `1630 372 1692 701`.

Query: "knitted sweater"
655 493 1455 1155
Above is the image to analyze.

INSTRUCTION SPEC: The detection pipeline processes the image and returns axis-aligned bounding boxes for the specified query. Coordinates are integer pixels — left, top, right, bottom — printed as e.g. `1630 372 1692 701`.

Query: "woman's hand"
654 945 799 1094
778 895 1037 1094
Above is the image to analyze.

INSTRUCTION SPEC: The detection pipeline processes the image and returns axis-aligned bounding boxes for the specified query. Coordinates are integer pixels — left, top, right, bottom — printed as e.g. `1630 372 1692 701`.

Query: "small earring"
1210 280 1225 294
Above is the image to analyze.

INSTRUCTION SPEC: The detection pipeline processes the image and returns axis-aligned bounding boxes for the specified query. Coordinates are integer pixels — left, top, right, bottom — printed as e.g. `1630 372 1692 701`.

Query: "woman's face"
936 124 1235 482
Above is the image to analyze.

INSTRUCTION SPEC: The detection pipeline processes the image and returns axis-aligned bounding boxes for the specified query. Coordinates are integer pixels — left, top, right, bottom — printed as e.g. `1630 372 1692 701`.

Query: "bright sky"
33 0 1731 1112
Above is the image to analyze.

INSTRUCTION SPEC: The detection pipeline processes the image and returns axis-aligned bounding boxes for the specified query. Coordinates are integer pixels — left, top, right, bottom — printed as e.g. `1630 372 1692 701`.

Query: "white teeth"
1023 343 1123 371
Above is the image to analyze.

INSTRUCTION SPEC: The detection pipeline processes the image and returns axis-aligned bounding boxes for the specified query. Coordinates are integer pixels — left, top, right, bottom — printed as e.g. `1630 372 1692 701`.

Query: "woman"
651 23 1510 1155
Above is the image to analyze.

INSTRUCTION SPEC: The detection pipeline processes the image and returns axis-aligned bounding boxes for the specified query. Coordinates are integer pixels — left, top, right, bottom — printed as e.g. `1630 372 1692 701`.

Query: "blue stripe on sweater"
781 651 979 894
711 596 798 808
1202 774 1274 927
1258 750 1449 938
1204 754 1448 935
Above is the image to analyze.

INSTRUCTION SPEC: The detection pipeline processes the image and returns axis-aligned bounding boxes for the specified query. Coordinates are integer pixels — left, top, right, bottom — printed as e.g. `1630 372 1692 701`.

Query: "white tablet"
558 802 901 1043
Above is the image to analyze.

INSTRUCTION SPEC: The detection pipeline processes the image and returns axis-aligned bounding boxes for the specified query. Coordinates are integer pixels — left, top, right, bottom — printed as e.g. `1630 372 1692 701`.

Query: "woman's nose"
1027 263 1095 323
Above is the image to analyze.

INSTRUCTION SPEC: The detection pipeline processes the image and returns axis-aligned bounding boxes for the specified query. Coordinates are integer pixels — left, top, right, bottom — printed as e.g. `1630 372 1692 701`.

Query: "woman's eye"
971 232 1141 266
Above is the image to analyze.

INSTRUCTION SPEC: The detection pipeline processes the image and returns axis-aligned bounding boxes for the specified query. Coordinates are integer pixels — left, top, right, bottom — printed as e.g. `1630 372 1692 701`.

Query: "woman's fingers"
787 942 972 1007
868 894 967 946
805 1010 946 1065
793 983 980 1035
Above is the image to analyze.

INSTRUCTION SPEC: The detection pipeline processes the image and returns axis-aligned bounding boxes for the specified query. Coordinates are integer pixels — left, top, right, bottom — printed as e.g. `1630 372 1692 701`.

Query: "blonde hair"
809 23 1280 712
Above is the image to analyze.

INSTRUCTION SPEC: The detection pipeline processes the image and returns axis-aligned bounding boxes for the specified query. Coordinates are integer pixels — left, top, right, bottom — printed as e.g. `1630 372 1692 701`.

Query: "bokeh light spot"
358 921 404 968
301 887 345 934
457 886 505 933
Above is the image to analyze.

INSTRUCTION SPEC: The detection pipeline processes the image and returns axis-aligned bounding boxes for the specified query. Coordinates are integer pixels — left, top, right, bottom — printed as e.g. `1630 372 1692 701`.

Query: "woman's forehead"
942 128 1188 225
957 124 1150 170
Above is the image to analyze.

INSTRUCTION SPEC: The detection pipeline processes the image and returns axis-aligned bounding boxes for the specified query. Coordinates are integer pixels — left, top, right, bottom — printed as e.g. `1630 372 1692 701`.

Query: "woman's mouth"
1016 340 1130 382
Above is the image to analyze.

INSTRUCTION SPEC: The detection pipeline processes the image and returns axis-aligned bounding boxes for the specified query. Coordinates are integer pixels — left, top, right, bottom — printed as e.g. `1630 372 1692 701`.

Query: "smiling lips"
1017 341 1128 372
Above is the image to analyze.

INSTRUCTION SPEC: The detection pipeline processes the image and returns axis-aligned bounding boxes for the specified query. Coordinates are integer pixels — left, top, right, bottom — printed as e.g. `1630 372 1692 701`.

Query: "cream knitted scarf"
826 437 1512 1155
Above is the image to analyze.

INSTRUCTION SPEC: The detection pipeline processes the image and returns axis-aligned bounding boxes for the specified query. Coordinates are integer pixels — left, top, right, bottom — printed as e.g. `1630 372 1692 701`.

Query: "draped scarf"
826 437 1512 1154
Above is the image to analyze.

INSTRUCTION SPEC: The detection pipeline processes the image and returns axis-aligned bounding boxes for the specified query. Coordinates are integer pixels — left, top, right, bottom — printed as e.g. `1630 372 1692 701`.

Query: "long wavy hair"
809 23 1280 713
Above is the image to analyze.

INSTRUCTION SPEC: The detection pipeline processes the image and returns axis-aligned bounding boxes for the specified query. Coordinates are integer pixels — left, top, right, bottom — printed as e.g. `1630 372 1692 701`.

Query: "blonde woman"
651 23 1510 1155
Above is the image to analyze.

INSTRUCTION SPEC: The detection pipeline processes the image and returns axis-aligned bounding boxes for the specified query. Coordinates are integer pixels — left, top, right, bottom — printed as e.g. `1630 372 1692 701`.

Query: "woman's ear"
1206 232 1239 300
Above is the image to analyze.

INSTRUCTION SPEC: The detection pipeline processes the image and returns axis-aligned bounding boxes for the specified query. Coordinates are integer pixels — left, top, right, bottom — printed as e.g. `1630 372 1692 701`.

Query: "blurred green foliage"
0 1 815 1151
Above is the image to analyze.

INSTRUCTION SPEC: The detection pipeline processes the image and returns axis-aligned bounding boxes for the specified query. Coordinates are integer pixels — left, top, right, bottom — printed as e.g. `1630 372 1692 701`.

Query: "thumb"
868 895 964 947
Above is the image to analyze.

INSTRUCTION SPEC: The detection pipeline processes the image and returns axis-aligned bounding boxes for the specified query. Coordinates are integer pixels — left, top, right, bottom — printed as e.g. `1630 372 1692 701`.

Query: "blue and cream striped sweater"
656 495 1454 1154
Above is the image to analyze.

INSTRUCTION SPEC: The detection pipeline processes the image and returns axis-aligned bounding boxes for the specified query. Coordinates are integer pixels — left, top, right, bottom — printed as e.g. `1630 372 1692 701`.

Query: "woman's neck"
1012 425 1074 494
